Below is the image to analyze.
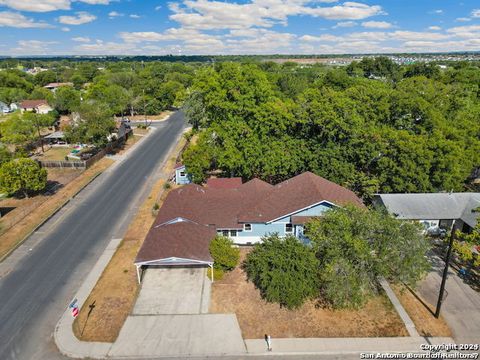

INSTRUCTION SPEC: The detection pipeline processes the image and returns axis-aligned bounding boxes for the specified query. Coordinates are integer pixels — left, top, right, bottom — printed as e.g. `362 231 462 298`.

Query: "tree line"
183 58 480 201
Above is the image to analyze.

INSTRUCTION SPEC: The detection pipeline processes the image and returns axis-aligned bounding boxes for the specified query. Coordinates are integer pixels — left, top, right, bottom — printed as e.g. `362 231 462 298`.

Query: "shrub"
163 182 171 190
209 235 240 271
152 203 160 211
243 234 319 309
207 267 224 281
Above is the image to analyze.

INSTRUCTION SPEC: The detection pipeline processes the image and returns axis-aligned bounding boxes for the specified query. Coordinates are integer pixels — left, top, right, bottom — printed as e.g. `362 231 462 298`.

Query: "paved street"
0 112 186 360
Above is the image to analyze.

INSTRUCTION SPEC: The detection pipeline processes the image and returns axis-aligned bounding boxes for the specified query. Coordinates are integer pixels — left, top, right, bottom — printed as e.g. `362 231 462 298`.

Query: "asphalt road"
0 111 186 360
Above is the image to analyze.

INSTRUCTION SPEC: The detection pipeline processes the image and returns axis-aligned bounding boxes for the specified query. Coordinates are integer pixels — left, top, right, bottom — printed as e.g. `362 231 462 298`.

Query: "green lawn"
37 147 73 161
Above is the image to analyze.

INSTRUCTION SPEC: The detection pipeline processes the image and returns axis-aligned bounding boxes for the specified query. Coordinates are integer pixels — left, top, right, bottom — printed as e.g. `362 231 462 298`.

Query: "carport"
134 217 216 284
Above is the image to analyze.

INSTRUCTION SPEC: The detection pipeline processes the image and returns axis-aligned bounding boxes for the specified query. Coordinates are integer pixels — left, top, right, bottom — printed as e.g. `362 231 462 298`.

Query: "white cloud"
361 21 392 29
168 0 384 31
456 17 471 22
72 36 91 42
0 0 109 12
0 0 70 12
433 9 443 14
11 40 58 55
0 11 52 28
77 0 110 4
446 24 480 39
155 5 162 11
58 11 96 25
428 26 441 31
472 9 480 18
109 11 124 18
333 21 357 28
130 14 141 19
61 27 70 31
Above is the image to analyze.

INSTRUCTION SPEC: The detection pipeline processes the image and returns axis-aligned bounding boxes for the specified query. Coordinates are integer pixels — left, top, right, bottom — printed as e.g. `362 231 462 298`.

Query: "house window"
285 223 293 234
230 230 237 237
244 223 252 232
179 171 186 177
222 230 229 237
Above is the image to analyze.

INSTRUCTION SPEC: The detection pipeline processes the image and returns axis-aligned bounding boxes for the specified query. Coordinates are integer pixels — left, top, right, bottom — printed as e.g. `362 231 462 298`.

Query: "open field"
210 249 408 339
393 285 451 337
0 158 114 260
72 135 186 342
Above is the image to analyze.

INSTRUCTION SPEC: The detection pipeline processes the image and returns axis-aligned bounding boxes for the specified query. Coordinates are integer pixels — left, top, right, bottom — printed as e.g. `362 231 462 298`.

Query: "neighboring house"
373 193 480 233
0 101 10 114
9 103 18 112
44 82 73 92
174 163 191 185
134 172 364 281
20 100 53 114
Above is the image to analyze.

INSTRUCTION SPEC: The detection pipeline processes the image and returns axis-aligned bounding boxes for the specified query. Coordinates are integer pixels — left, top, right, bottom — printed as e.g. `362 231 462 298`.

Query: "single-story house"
373 193 480 233
206 177 242 189
44 131 67 145
44 82 73 92
135 172 364 282
20 100 53 114
174 163 191 185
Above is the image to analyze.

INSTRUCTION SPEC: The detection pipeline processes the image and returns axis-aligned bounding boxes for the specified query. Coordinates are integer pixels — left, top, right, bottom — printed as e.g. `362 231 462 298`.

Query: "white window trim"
243 223 252 232
285 223 293 234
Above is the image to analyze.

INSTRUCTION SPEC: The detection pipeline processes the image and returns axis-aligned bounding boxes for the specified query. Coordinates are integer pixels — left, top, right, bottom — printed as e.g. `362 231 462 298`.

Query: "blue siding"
236 201 336 240
175 166 191 185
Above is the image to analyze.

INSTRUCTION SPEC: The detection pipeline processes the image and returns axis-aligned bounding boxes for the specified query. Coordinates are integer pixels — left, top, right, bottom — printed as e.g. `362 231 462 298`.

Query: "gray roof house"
373 193 480 232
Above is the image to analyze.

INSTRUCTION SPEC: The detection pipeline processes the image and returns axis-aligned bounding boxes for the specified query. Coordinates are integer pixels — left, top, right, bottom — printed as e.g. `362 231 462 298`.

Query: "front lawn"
210 249 408 339
37 147 73 161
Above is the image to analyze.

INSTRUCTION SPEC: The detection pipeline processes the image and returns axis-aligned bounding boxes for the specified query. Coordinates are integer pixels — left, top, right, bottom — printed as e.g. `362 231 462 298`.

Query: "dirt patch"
210 249 408 339
392 285 451 337
118 111 171 122
0 159 113 260
72 136 187 342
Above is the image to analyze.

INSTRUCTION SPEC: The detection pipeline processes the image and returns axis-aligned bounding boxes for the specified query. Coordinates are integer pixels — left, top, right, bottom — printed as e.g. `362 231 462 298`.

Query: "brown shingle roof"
206 177 243 189
135 219 216 264
20 99 49 108
238 172 365 222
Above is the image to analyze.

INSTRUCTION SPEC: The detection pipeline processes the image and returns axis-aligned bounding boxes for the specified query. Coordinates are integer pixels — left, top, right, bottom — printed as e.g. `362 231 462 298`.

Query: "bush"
163 182 171 190
243 234 319 309
152 203 160 211
209 235 240 271
207 267 224 281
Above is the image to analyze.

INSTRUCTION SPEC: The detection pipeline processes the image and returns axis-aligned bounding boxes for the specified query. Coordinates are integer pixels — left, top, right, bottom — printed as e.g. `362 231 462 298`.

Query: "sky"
0 0 479 56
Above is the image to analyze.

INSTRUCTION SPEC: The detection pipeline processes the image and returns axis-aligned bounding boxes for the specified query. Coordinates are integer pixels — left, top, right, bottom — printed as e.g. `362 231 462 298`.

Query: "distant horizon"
1 51 479 60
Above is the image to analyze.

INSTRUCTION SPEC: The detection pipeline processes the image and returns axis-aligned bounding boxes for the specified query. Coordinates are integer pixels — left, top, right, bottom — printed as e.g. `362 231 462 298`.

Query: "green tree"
305 206 430 309
243 234 319 309
0 158 47 198
54 86 81 114
209 235 240 271
65 101 115 147
454 223 480 267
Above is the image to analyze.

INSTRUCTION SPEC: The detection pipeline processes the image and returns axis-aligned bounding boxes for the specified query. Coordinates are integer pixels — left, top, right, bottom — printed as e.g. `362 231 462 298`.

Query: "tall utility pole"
435 221 456 318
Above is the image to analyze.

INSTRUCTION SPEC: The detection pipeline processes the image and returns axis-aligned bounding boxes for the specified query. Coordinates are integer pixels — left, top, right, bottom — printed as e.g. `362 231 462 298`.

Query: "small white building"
20 100 53 114
174 163 191 185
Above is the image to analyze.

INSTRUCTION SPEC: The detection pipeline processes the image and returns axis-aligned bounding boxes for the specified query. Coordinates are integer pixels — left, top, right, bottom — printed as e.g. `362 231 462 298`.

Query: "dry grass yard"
210 249 408 339
393 285 451 337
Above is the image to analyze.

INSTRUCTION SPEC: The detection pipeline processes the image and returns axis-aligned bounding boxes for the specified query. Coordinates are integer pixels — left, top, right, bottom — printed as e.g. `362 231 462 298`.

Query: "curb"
0 171 104 263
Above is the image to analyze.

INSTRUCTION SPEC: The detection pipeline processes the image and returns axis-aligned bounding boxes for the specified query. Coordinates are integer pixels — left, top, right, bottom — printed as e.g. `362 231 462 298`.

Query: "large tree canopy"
183 61 480 200
305 206 431 309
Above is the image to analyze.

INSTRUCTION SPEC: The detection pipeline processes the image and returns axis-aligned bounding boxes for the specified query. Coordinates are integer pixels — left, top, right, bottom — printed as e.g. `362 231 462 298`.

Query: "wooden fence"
38 130 132 169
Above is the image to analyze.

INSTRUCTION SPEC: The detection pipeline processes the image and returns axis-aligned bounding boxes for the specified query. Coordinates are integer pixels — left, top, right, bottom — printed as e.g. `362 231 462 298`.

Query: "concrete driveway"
418 254 480 343
133 267 211 315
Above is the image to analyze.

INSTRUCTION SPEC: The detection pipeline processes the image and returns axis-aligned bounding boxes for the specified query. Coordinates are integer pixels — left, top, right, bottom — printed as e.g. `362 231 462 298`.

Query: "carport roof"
135 218 216 266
